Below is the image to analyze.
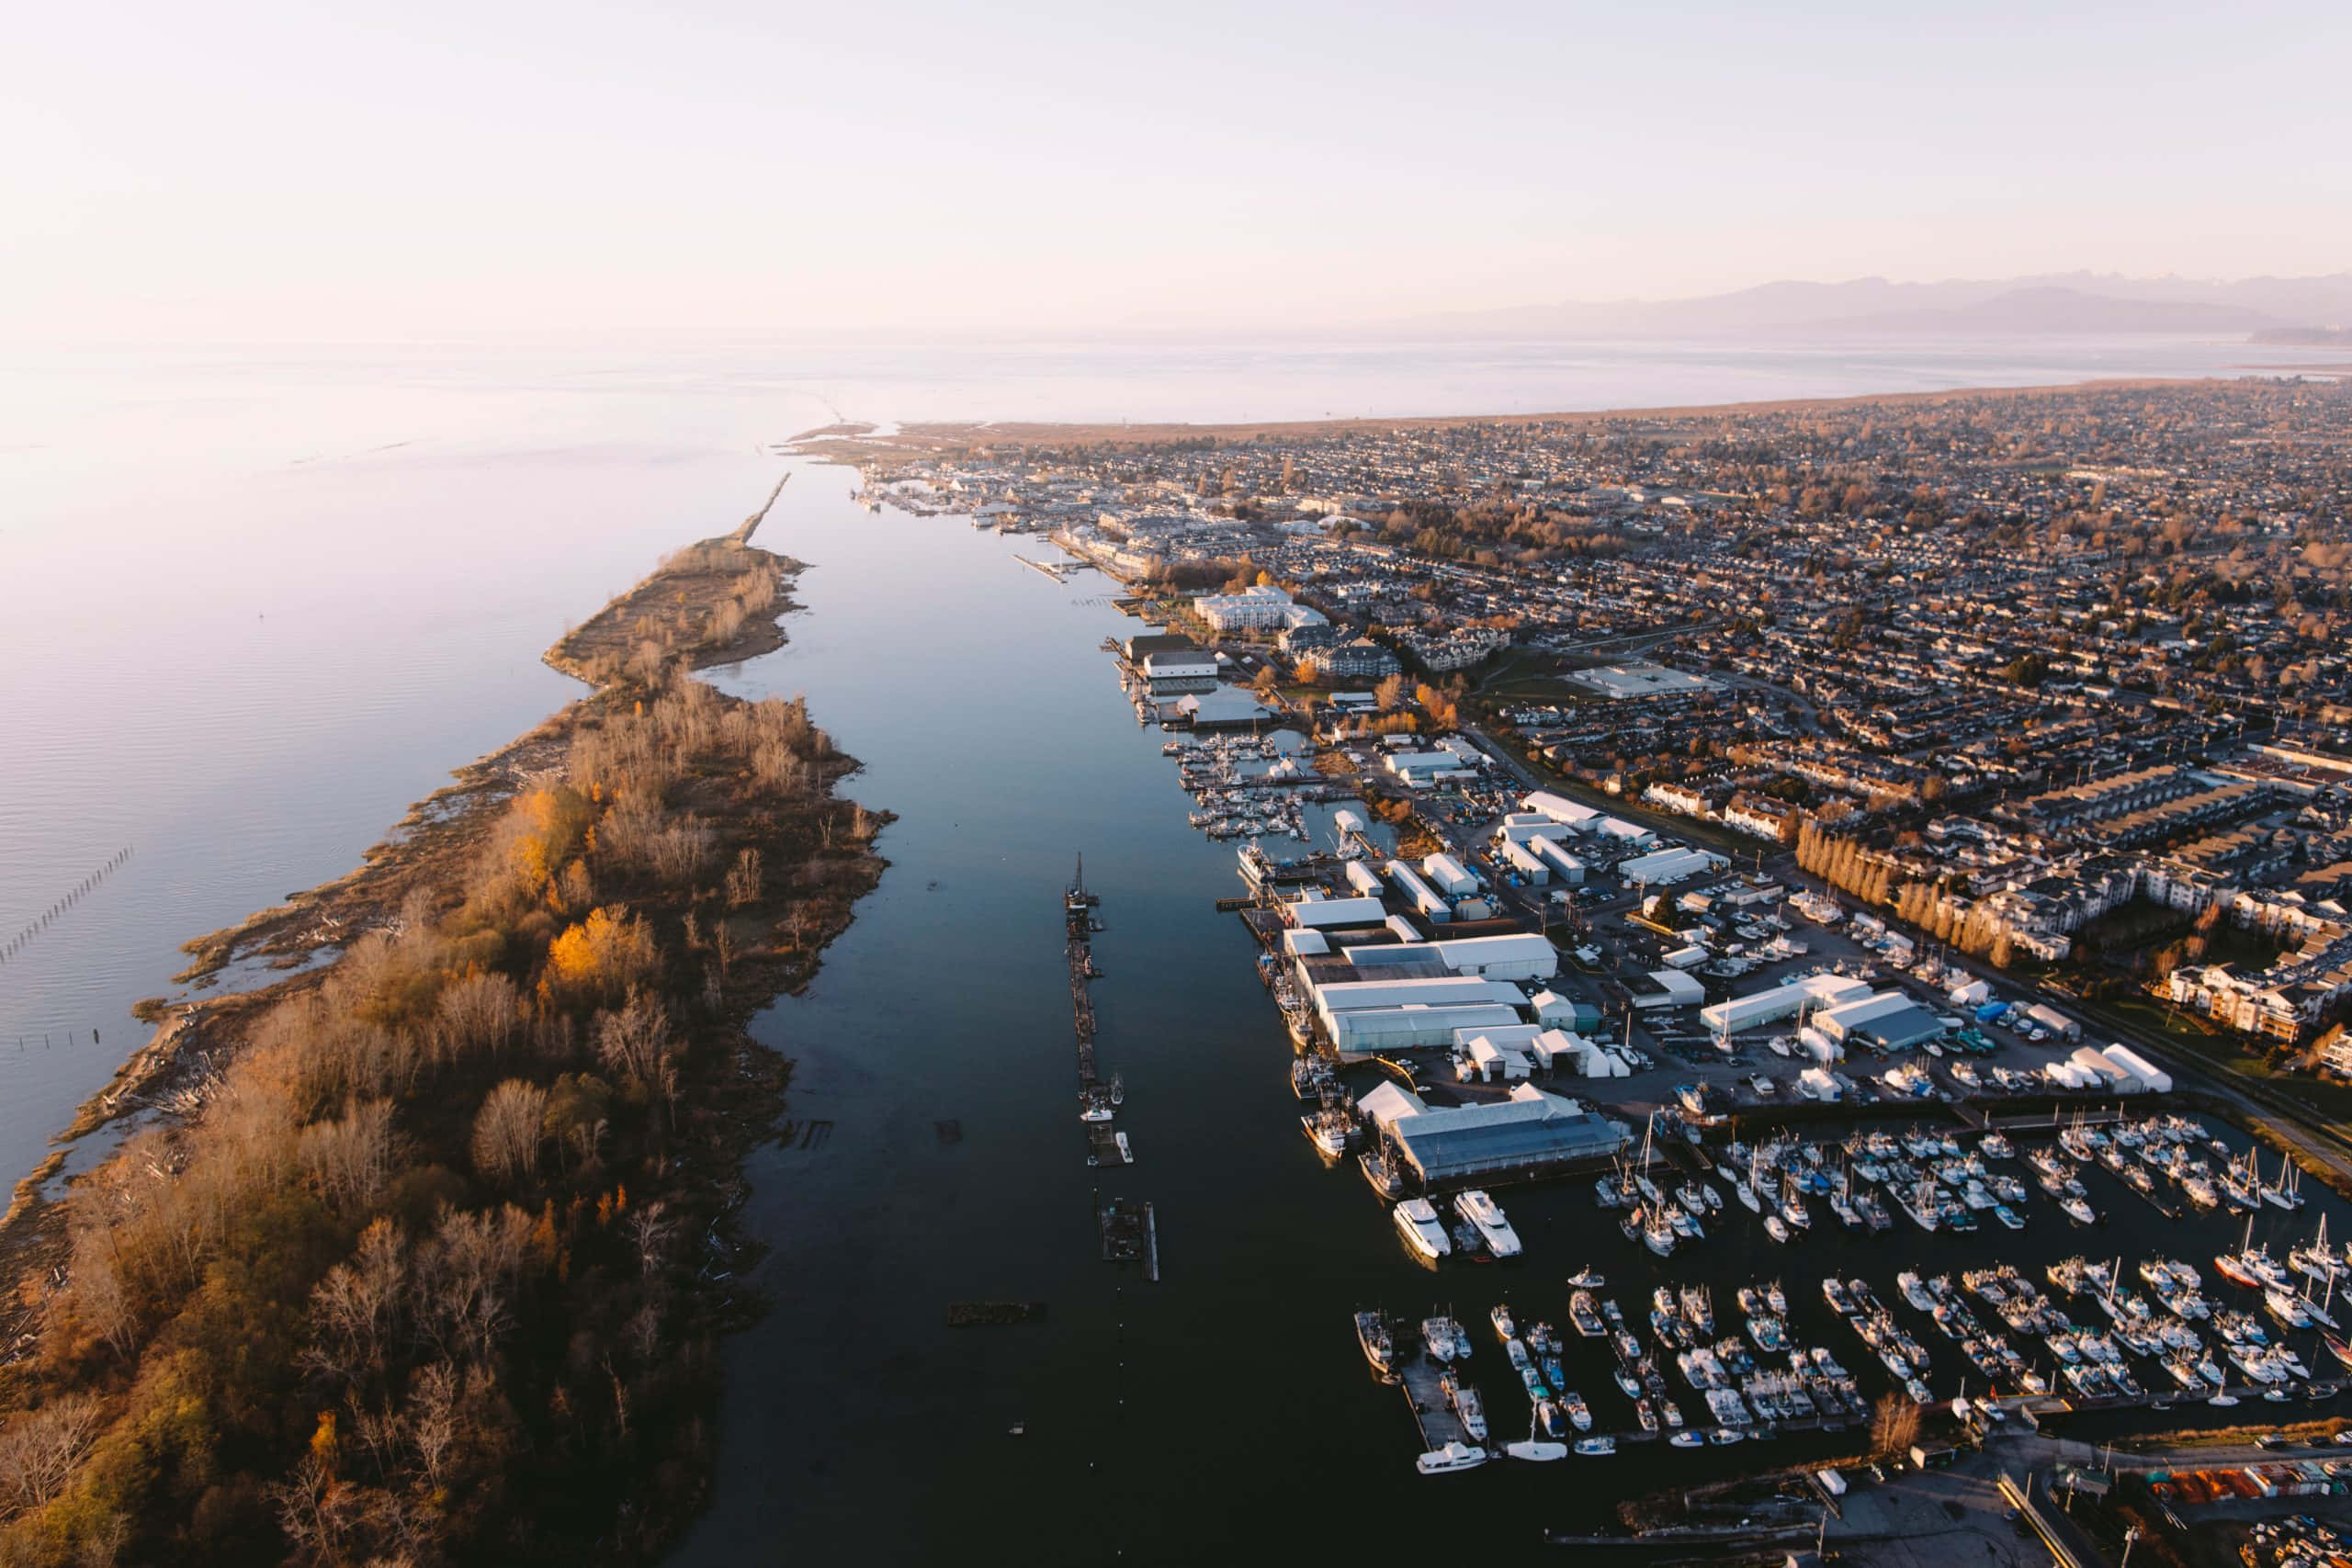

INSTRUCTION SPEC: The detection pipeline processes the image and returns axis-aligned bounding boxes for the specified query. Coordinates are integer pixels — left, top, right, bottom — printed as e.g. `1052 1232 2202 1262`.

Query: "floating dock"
1397 1351 1476 1454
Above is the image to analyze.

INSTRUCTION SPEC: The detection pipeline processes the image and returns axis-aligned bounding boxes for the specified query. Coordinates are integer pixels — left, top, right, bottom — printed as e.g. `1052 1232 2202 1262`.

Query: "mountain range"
1384 273 2352 340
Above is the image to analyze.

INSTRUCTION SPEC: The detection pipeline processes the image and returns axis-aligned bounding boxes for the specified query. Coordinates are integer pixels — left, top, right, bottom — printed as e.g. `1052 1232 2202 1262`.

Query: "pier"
1397 1351 1477 1454
1066 858 1126 1167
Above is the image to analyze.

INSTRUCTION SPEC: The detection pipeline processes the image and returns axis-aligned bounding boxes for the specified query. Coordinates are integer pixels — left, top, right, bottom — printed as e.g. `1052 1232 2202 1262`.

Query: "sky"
6 0 2348 342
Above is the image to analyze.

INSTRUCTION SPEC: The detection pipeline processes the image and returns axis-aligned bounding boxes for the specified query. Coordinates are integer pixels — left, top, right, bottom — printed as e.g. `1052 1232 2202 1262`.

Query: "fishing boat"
1301 1106 1353 1158
1354 1311 1396 1379
1442 1371 1487 1441
1359 1147 1406 1200
1823 1277 1857 1315
1569 1292 1606 1338
1490 1303 1518 1343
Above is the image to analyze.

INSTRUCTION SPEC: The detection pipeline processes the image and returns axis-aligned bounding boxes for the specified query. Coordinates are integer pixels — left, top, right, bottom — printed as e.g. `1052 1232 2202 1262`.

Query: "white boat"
1415 1440 1487 1474
1575 1436 1617 1456
1764 1214 1792 1244
1505 1439 1567 1462
1394 1199 1451 1261
1668 1430 1705 1448
1454 1190 1524 1259
1566 1267 1606 1290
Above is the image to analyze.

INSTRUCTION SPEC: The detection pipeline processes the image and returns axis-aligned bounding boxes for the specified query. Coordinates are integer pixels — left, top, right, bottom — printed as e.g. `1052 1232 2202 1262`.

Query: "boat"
2061 1195 2098 1226
1359 1147 1406 1200
1764 1215 1792 1244
1454 1190 1524 1259
1563 1391 1592 1430
1668 1430 1705 1448
1301 1107 1353 1158
1569 1292 1606 1338
1415 1440 1487 1474
1980 1132 2013 1161
1490 1303 1518 1343
1575 1436 1617 1456
1354 1311 1396 1379
1823 1278 1857 1315
2264 1155 2307 1212
1394 1199 1451 1261
1505 1439 1567 1462
1566 1266 1605 1289
1443 1371 1487 1440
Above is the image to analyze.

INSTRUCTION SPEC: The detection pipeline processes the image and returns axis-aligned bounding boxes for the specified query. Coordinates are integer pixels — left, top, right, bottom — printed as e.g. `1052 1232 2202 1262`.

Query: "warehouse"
1499 839 1550 884
1343 860 1385 897
1617 846 1728 887
1284 892 1388 930
1522 792 1602 831
1384 860 1453 922
1815 991 1948 1053
2024 1003 2081 1041
2102 1043 2172 1094
1699 973 1873 1037
1421 852 1476 897
1496 812 1564 846
1627 968 1707 1009
1430 932 1559 982
1530 836 1587 885
1327 1001 1528 1055
1376 1083 1628 1186
1342 945 1453 980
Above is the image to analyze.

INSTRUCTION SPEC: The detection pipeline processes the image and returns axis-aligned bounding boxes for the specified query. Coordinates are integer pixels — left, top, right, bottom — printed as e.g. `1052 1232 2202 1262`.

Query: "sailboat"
2263 1154 2306 1212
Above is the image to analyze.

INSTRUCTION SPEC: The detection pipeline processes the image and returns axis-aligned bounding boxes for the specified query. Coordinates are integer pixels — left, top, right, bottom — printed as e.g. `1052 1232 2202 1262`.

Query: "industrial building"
1814 990 1948 1053
1529 837 1586 885
1283 891 1387 930
1699 973 1874 1037
1499 839 1549 884
1617 846 1726 887
1384 860 1452 922
1362 1083 1627 1187
1312 975 1527 1055
1139 649 1218 695
1522 791 1602 831
1626 968 1707 1009
1421 852 1476 897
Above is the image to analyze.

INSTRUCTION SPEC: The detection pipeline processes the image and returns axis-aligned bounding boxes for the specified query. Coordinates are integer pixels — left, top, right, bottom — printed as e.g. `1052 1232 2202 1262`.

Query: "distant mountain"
2252 325 2352 346
1383 272 2352 340
1810 287 2281 336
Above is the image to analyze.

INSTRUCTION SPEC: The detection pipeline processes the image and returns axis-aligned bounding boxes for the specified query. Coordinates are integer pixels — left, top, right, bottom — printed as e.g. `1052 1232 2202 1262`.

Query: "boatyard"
1088 604 2352 1505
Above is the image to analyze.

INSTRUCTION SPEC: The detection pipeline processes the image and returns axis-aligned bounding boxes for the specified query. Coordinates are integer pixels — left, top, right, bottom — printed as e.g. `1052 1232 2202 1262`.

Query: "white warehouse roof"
1286 895 1388 930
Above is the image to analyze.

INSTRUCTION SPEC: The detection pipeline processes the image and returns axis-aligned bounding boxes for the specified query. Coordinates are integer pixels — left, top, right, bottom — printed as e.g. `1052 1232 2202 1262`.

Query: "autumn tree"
471 1078 549 1190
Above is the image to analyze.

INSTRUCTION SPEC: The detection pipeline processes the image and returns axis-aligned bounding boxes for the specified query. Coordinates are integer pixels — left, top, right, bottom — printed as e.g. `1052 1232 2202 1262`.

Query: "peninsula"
0 488 881 1566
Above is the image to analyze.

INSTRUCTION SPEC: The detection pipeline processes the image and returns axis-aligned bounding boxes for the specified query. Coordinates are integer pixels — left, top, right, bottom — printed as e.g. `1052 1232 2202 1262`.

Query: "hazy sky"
7 0 2346 342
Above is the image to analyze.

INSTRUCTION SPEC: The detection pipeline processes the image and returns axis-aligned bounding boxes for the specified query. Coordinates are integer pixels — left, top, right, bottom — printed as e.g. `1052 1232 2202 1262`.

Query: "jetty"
1067 857 1126 1167
1397 1351 1478 1454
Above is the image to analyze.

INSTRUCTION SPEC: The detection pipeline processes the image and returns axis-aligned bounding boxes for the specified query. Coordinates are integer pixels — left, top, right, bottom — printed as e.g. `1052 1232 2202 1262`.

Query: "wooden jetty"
1396 1351 1477 1455
1066 857 1127 1168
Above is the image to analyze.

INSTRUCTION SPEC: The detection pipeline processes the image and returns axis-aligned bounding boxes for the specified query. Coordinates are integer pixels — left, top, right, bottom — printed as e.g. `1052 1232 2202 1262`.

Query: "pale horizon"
9 0 2348 344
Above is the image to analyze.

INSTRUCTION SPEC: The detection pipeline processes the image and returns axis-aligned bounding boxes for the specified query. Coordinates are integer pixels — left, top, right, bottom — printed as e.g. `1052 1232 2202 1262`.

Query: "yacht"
1415 1440 1487 1474
1454 1190 1523 1259
1354 1311 1396 1379
1394 1199 1452 1262
2263 1156 2307 1212
1505 1438 1567 1462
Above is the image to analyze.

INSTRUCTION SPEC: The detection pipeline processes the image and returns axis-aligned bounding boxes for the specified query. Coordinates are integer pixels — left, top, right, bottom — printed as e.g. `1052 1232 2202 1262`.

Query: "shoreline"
0 484 888 1564
788 373 2291 458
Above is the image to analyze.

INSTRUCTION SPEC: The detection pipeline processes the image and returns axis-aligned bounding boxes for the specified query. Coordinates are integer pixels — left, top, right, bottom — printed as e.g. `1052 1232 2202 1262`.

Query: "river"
6 336 2350 1562
673 455 2352 1565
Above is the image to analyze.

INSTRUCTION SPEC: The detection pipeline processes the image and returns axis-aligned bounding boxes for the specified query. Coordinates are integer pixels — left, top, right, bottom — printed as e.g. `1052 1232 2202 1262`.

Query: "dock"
1066 858 1127 1167
1397 1351 1476 1454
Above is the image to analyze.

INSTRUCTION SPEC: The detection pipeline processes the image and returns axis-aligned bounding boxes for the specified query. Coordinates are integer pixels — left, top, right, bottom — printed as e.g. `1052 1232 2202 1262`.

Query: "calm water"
3 335 2347 1559
674 457 2352 1566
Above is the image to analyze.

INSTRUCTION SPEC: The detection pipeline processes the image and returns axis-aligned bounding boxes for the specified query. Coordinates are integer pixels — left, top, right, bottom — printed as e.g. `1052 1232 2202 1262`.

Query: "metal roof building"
1328 1002 1528 1055
1378 1084 1627 1187
1815 991 1947 1052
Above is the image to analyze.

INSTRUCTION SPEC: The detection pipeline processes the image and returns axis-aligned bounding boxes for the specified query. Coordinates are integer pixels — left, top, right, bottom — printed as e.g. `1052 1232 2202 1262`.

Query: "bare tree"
594 992 676 1093
0 1395 105 1520
436 971 519 1062
724 847 763 908
303 1218 407 1388
470 1080 548 1190
300 1098 398 1213
405 1361 461 1485
627 1199 673 1279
